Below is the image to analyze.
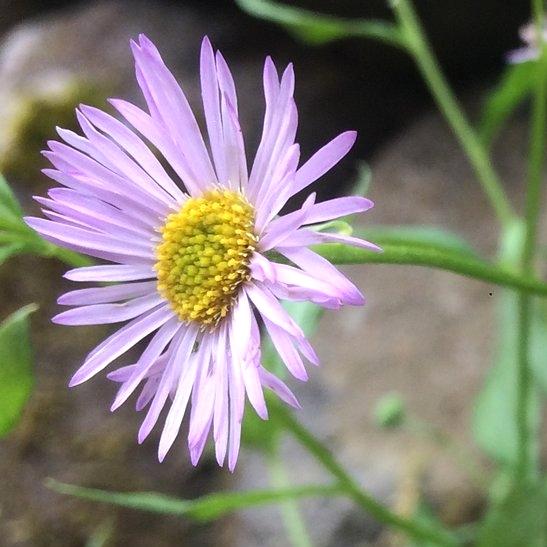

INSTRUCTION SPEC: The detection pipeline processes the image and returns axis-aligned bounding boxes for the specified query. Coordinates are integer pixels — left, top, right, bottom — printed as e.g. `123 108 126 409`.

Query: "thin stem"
273 404 459 546
516 0 547 480
391 0 515 227
267 445 313 547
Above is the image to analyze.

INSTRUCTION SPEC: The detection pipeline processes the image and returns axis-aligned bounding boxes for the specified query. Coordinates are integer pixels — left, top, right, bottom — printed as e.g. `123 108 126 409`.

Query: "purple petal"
64 264 156 282
69 305 174 386
200 37 227 185
279 246 364 306
292 131 357 196
132 35 216 190
263 318 308 381
79 104 185 202
260 192 315 251
304 196 374 225
111 317 182 411
53 293 165 325
259 367 301 409
25 217 155 264
245 283 303 337
157 325 200 461
58 281 157 306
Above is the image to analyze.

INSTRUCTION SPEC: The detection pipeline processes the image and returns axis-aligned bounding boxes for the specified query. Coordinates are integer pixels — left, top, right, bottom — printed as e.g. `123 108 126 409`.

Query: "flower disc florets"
156 189 256 328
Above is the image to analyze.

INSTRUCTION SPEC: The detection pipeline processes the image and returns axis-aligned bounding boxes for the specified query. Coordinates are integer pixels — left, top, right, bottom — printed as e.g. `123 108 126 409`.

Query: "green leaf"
235 0 404 47
473 223 541 467
312 232 547 297
478 481 547 547
473 290 541 466
0 173 23 217
0 243 27 266
478 62 535 148
0 304 37 437
360 225 479 256
45 479 342 521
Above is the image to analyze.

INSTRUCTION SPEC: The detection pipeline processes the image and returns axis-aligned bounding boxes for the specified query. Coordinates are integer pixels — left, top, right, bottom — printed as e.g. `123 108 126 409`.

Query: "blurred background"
0 0 533 545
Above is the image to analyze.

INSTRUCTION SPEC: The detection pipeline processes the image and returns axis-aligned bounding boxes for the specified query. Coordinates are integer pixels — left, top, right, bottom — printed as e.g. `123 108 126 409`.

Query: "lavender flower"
507 21 547 63
26 35 378 470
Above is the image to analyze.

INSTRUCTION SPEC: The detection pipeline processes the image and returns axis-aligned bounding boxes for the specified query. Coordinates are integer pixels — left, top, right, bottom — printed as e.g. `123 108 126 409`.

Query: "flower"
26 35 378 470
507 20 547 63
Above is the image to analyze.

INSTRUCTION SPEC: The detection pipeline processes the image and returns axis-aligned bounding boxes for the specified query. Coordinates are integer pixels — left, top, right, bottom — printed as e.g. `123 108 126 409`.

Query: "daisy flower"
507 20 547 63
26 35 378 471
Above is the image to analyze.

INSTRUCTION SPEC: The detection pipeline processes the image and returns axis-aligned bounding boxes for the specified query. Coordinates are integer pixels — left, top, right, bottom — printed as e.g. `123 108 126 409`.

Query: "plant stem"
267 445 313 547
516 0 547 480
390 0 515 227
273 404 459 546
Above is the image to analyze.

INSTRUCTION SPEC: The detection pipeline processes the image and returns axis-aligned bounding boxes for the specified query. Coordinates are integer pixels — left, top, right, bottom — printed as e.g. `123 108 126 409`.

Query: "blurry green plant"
2 0 547 545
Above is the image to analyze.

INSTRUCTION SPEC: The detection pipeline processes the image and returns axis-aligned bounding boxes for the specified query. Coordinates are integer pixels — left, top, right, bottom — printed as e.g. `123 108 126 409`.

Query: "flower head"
507 20 547 63
26 35 378 470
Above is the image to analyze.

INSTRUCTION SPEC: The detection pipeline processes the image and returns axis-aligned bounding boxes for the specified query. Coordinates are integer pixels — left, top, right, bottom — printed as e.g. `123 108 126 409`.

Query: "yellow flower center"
155 189 256 329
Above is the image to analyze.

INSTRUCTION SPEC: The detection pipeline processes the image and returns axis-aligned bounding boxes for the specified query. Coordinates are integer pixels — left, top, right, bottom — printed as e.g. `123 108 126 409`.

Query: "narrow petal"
200 37 227 184
245 283 303 338
259 367 301 409
111 317 181 411
132 35 216 189
277 228 382 252
291 131 357 196
25 217 154 264
138 328 188 443
259 193 315 251
69 305 174 386
304 196 374 225
58 281 157 306
79 104 185 202
157 325 200 461
64 264 155 282
279 246 364 306
263 318 308 381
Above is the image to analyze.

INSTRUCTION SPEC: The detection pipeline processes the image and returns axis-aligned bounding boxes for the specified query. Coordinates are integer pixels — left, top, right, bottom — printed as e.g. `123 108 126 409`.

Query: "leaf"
0 243 27 267
45 479 342 521
0 304 37 437
473 223 541 467
472 290 541 466
478 62 535 148
360 225 479 256
312 233 547 297
478 481 547 547
0 173 23 217
235 0 404 47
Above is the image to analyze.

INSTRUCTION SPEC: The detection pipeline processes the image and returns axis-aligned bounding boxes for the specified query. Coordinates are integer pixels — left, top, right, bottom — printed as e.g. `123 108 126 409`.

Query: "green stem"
267 446 313 547
311 242 547 297
273 404 459 546
391 0 515 227
516 0 547 480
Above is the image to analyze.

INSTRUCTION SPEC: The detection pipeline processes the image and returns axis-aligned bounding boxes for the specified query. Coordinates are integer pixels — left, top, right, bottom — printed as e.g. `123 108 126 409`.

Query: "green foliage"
374 393 405 428
235 0 404 47
45 478 341 522
0 304 37 437
478 481 547 546
472 223 542 469
0 173 89 267
473 290 541 467
478 62 536 148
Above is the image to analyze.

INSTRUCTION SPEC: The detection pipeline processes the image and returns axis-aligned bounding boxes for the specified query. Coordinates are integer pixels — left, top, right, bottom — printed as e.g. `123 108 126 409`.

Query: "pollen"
155 189 257 328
